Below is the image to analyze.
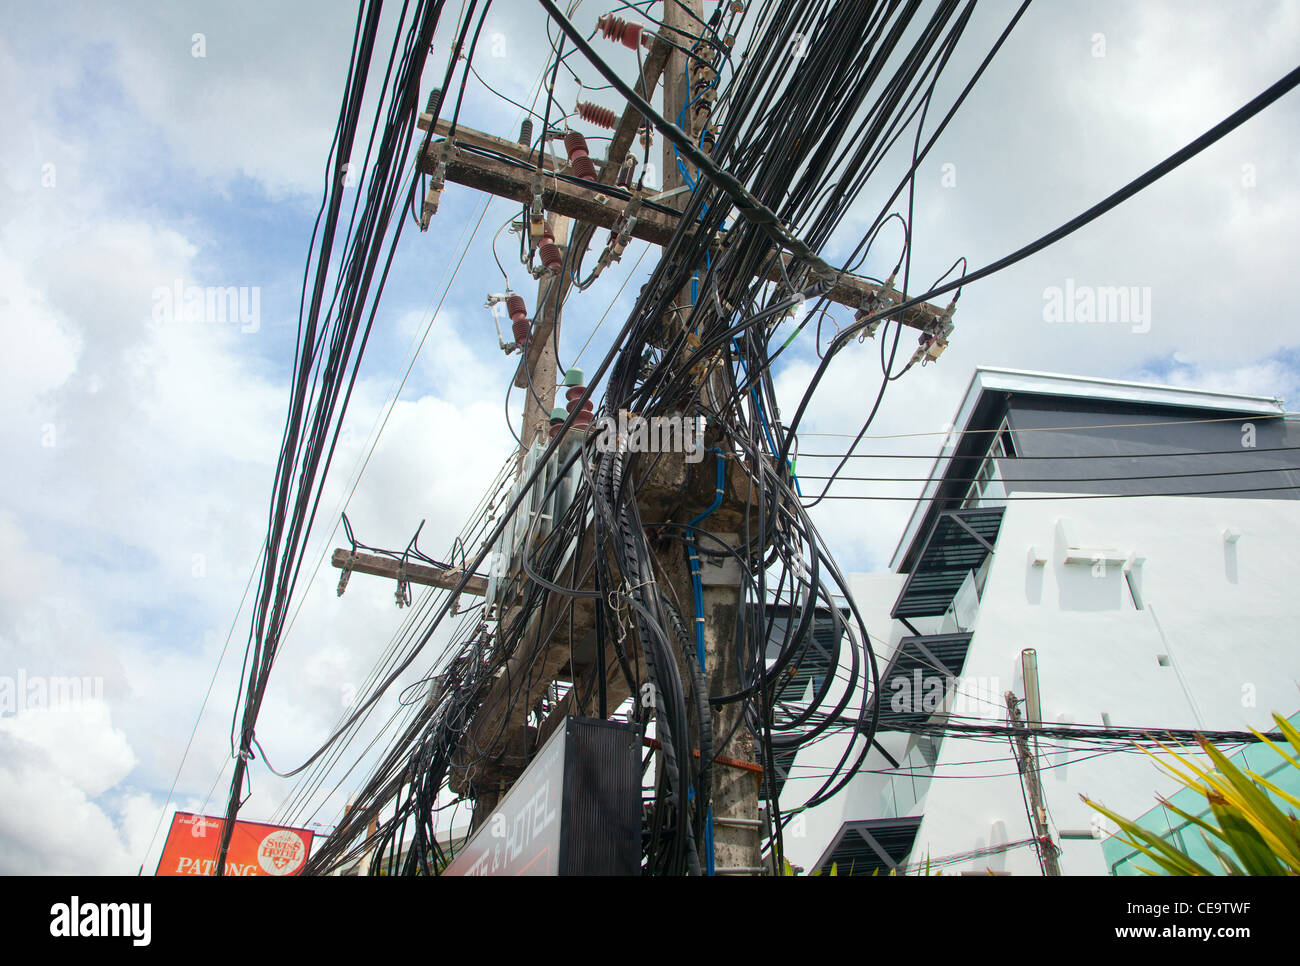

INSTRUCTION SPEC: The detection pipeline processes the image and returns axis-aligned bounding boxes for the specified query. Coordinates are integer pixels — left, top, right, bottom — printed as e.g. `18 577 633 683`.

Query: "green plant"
1082 711 1300 876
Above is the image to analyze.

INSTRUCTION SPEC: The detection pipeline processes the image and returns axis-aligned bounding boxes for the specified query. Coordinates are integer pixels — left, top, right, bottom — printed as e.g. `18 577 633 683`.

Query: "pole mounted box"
443 716 641 876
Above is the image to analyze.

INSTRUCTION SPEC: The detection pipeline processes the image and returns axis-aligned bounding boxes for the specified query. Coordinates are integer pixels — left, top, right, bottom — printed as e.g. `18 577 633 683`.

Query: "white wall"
789 495 1300 875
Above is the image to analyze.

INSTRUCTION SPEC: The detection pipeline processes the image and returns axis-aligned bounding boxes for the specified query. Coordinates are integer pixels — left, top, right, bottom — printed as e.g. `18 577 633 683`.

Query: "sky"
1 0 1297 875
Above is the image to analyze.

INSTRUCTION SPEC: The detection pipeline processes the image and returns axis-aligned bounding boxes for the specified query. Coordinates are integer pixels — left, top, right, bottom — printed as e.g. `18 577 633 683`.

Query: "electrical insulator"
507 293 530 347
425 88 443 116
693 99 713 133
576 101 618 130
519 118 533 146
563 368 594 429
690 56 716 89
538 222 563 272
597 14 647 50
564 130 598 181
548 406 569 440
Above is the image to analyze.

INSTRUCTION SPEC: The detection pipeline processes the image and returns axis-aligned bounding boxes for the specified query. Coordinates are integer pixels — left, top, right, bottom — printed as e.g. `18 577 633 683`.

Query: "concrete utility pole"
660 0 699 199
1005 690 1062 876
518 215 570 458
652 0 763 876
380 8 954 873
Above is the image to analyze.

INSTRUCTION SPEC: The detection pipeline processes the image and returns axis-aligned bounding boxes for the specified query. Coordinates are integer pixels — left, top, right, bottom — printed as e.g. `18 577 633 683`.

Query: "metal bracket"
395 566 411 608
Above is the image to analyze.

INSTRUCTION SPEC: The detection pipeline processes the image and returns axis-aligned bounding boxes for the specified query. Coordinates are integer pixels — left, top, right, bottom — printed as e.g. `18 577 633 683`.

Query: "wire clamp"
336 553 353 597
395 566 411 608
420 143 450 230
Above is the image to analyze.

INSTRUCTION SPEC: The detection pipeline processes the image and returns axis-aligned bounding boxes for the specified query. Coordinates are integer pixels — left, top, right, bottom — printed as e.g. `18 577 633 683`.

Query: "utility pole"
518 215 570 458
653 0 763 876
364 6 953 873
660 0 698 199
1005 690 1061 876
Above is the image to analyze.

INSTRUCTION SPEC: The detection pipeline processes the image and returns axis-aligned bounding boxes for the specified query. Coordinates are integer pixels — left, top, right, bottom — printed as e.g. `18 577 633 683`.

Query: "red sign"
156 812 314 877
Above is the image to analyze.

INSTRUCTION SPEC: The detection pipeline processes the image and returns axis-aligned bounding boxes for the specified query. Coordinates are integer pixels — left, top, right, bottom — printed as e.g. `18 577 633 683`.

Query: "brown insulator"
539 241 563 272
513 318 530 346
506 294 527 324
576 101 617 130
564 130 598 181
564 385 594 419
597 14 643 49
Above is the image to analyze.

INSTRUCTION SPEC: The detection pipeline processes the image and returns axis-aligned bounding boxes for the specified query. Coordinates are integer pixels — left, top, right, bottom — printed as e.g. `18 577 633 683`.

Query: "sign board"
443 717 640 876
156 812 314 877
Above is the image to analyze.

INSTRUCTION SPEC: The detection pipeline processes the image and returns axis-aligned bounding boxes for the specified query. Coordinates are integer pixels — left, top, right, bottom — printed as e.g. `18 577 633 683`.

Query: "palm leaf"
1199 832 1245 876
1204 790 1289 876
1082 796 1214 876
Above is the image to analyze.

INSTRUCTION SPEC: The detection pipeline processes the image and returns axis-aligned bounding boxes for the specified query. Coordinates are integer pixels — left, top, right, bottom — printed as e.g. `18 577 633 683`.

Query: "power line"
813 482 1300 501
797 412 1294 441
794 444 1300 460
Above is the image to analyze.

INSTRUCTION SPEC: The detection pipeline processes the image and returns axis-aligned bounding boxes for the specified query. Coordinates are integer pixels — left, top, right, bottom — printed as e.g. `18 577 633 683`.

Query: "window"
962 419 1012 509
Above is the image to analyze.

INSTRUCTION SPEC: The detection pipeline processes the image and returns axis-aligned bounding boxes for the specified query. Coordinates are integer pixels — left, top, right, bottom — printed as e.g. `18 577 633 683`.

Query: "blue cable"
686 448 725 876
731 338 803 495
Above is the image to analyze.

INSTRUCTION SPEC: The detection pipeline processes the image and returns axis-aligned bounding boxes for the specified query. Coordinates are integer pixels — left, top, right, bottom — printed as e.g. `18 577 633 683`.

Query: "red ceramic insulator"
539 241 563 272
512 318 530 346
564 130 598 181
576 101 617 130
564 385 594 417
506 294 527 324
598 14 643 50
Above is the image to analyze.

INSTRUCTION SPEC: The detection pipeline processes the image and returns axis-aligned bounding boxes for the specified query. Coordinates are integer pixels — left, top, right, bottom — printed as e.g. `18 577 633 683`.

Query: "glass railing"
939 568 982 633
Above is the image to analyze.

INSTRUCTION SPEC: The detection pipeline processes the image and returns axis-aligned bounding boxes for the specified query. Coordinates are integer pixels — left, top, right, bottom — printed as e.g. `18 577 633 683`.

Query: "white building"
779 368 1300 875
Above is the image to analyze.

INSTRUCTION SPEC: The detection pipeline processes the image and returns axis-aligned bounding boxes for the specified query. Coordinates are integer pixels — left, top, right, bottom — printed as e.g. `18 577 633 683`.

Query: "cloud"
3 0 1299 874
0 704 138 874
